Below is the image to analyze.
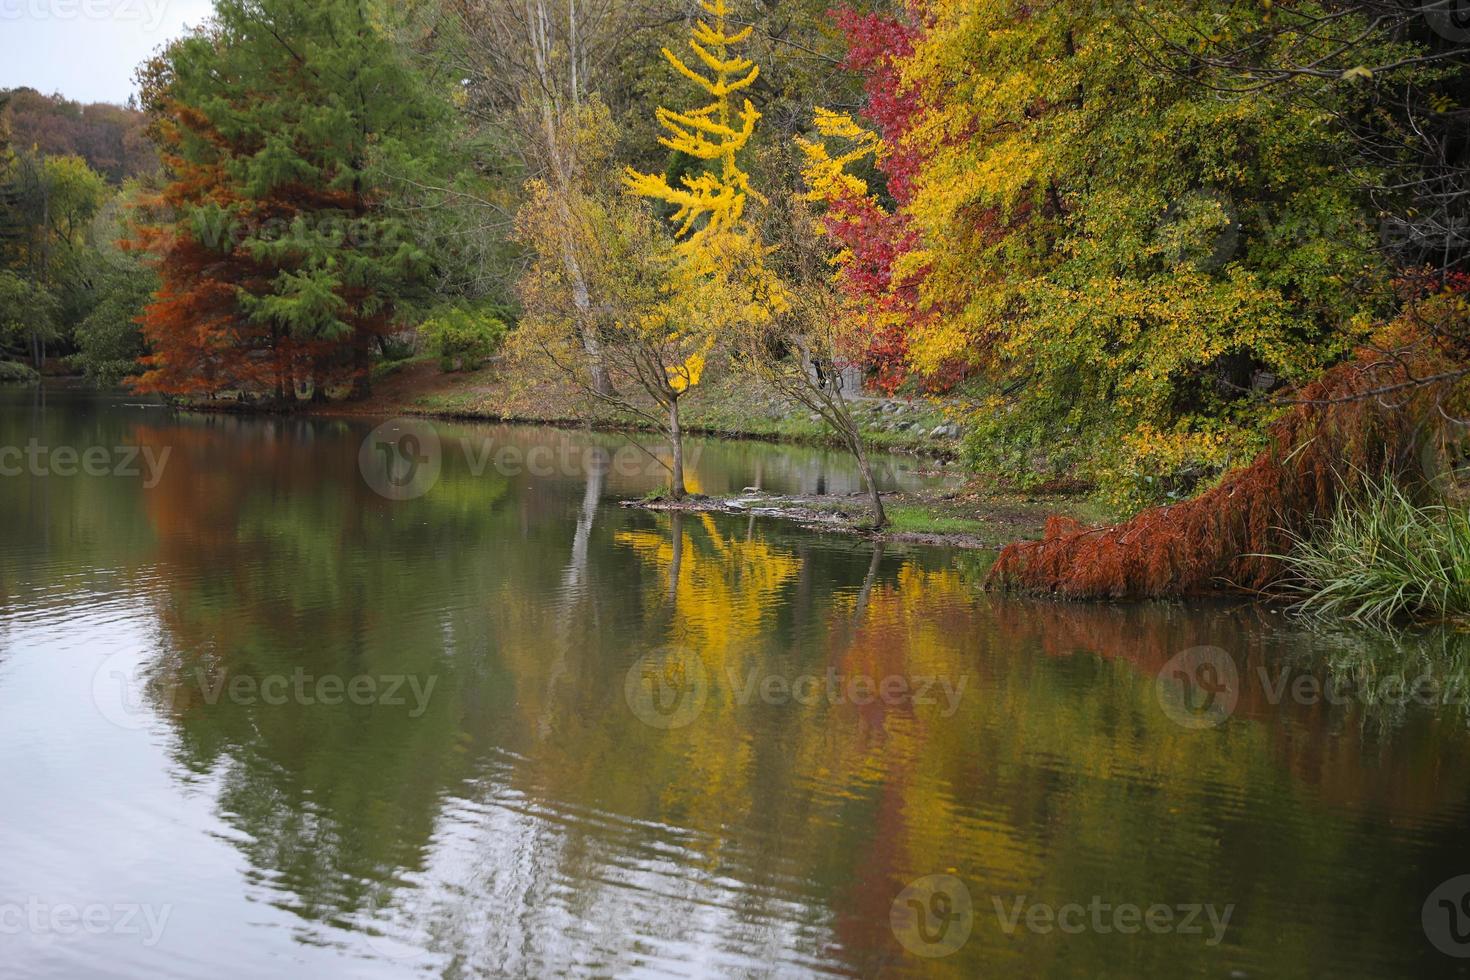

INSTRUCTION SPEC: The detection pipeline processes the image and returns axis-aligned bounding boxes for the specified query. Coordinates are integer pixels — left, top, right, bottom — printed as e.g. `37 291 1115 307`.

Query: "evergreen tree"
133 0 452 401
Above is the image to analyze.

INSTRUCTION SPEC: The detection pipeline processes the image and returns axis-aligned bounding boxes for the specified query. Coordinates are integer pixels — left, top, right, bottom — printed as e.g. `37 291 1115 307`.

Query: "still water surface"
2 385 1469 978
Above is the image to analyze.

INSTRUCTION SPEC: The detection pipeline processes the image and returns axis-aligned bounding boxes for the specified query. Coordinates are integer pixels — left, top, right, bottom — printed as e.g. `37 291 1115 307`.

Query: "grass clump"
1280 477 1470 628
885 505 990 536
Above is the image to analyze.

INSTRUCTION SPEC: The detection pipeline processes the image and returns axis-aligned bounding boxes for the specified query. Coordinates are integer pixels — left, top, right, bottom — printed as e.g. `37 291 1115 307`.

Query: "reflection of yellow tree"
616 513 797 665
615 513 799 844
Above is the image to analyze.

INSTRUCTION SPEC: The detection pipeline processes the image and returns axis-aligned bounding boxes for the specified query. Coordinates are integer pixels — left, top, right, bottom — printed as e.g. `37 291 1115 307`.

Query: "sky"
0 0 215 105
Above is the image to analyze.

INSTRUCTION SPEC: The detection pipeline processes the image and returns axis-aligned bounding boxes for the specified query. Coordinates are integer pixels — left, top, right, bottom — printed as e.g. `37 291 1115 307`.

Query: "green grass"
885 505 990 536
1280 477 1470 628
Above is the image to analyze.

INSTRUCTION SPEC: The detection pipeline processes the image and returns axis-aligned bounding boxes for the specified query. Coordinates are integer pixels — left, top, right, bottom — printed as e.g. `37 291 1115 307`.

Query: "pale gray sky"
0 0 215 105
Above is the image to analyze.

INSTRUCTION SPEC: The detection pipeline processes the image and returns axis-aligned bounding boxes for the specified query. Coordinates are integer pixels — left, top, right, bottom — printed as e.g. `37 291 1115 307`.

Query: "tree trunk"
561 240 615 396
668 396 687 500
350 336 372 400
855 443 887 529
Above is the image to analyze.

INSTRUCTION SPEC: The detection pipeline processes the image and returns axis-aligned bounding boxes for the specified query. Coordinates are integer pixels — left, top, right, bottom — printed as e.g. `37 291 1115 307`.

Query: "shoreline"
69 363 1095 548
292 358 965 458
220 397 956 460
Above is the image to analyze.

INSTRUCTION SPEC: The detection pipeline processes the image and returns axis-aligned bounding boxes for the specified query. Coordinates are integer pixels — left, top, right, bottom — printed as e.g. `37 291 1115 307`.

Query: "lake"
2 384 1469 978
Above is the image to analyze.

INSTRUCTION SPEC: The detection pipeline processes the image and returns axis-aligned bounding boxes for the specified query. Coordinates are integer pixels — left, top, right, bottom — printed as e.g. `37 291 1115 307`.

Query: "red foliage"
831 6 925 204
820 5 934 392
988 329 1467 598
822 3 984 393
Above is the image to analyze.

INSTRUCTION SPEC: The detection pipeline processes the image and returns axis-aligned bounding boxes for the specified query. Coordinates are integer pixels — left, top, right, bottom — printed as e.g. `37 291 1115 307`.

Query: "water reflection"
0 387 1468 978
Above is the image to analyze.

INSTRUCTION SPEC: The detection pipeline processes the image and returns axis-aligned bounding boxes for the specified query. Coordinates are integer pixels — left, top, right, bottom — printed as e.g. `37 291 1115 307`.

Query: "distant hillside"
1 88 156 183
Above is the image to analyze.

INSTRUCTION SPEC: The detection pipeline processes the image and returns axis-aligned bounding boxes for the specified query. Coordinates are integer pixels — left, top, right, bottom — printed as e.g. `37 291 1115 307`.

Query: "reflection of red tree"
817 566 1470 963
986 597 1470 820
821 565 973 962
128 420 387 683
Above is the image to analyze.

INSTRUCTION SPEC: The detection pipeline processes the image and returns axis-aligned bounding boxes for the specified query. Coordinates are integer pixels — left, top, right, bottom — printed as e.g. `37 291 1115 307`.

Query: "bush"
1281 476 1470 628
0 360 40 385
73 266 155 387
418 305 509 372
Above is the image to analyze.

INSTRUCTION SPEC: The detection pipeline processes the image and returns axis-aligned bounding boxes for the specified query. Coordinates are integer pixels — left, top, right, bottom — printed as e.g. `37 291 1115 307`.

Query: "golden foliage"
623 0 765 249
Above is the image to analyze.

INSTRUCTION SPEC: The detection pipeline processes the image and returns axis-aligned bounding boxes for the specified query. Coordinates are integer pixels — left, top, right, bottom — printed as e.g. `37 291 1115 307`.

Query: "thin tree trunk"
855 442 886 529
669 396 687 500
35 177 47 370
525 0 613 399
562 244 614 396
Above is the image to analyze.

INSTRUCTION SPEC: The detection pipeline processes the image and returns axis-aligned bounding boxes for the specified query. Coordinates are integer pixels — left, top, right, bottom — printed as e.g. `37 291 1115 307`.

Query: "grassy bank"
359 357 964 456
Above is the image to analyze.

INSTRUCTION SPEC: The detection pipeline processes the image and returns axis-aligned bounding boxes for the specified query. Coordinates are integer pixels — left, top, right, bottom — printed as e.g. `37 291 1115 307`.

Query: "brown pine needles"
988 337 1466 599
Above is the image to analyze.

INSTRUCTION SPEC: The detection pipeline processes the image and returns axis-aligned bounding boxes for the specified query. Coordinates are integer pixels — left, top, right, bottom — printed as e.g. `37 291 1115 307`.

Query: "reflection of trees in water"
128 414 528 921
101 411 1470 975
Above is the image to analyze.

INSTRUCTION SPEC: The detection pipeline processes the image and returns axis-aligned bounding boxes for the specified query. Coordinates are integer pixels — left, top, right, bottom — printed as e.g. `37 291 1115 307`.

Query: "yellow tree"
514 101 747 501
623 0 764 250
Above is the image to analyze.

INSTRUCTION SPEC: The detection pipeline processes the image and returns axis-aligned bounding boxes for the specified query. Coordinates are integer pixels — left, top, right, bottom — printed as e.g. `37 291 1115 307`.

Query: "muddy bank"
623 487 1090 551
